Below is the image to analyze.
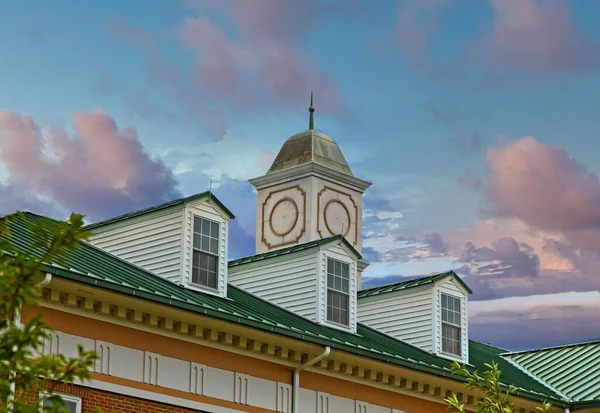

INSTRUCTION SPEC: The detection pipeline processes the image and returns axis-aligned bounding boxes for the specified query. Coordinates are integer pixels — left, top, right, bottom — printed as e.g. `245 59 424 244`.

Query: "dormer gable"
357 271 472 363
228 235 361 333
85 192 234 298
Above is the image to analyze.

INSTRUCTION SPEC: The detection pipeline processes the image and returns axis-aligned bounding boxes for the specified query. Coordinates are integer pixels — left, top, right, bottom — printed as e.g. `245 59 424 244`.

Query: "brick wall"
25 382 208 413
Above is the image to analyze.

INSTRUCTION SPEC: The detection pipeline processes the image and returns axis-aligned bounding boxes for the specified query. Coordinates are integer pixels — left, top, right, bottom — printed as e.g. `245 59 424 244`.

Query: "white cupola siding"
86 193 234 299
357 272 472 364
228 236 361 334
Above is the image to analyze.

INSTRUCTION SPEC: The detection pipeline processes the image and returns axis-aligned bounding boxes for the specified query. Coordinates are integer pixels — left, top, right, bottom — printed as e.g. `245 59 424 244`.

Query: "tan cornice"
36 278 561 413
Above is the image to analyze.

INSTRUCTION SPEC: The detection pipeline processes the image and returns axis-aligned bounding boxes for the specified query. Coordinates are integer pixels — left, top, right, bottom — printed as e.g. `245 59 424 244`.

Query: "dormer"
228 235 362 333
357 271 472 363
85 192 234 298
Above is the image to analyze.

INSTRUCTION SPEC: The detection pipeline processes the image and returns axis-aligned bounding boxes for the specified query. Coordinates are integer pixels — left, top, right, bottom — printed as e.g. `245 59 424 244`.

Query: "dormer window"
327 258 350 326
192 216 220 289
441 293 462 357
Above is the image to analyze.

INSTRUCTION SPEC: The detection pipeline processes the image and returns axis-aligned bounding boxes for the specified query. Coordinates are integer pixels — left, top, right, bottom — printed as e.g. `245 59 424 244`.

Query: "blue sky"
1 0 600 350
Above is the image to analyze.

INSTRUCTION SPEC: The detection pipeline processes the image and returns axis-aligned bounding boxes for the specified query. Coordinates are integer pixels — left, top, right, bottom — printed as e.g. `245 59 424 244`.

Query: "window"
441 293 462 356
40 393 81 413
192 216 220 289
327 258 350 326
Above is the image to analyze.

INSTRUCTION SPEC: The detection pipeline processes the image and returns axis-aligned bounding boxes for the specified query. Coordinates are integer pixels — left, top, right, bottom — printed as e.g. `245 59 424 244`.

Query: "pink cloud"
483 0 600 73
392 0 450 78
0 109 180 221
107 17 155 53
485 136 600 233
176 1 343 116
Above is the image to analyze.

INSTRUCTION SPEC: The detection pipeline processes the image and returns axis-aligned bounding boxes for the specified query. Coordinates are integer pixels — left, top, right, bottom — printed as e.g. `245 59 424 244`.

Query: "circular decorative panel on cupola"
269 198 299 237
324 199 351 237
317 185 358 245
261 185 306 249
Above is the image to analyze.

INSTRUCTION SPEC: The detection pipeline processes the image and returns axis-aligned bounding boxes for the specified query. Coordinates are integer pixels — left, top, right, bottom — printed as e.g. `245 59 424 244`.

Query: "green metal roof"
84 192 235 230
229 234 361 267
3 212 581 407
503 340 600 402
358 271 473 298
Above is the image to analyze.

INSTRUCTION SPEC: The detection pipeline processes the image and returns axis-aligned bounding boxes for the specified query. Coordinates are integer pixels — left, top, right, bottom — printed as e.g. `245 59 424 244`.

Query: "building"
7 104 600 413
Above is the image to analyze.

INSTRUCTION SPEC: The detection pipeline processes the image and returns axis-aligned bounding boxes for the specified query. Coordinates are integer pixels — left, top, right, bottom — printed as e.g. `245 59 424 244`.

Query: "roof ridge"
229 234 361 267
358 271 453 294
84 191 234 230
469 339 508 352
502 339 600 356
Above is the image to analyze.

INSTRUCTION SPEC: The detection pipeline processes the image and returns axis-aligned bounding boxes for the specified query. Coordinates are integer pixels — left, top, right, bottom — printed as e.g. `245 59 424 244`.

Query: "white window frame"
326 257 351 327
39 392 82 413
441 293 462 357
191 215 220 291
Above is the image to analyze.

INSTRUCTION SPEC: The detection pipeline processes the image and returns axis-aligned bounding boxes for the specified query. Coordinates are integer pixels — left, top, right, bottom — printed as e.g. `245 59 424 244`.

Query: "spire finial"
308 90 315 130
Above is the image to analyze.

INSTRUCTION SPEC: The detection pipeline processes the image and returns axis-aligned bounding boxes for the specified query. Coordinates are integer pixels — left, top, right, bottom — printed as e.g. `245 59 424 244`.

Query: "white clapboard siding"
88 207 184 283
229 249 319 321
358 286 434 352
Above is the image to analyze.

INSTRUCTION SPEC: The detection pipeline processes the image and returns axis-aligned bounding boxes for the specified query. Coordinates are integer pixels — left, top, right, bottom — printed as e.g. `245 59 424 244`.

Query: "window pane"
334 260 341 276
199 253 208 270
193 233 201 249
209 238 219 255
194 216 202 233
334 277 341 291
340 309 348 325
339 294 348 309
332 308 340 324
210 222 219 238
327 259 334 274
442 294 447 308
327 274 333 287
201 219 210 235
207 271 217 289
342 279 349 293
201 236 210 252
192 267 199 284
341 263 349 280
208 255 217 271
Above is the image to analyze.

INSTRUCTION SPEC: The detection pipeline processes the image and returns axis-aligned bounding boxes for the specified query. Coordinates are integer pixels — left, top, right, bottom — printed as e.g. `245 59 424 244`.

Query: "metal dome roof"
267 129 353 176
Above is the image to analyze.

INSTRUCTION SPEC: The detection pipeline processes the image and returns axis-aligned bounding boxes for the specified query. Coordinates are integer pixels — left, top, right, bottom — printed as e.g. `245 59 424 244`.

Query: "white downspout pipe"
293 346 330 413
564 409 570 413
8 273 53 413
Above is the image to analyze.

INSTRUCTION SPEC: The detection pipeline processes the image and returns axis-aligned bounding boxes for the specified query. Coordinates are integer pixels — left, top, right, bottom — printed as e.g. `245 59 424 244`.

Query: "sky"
1 0 600 351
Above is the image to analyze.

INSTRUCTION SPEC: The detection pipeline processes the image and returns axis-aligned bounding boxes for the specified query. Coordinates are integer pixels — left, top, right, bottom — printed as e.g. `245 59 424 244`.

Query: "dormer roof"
84 191 235 230
357 271 473 298
229 234 362 268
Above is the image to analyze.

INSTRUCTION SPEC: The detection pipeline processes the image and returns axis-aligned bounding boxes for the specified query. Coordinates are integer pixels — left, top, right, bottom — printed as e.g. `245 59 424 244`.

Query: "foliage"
445 361 552 413
0 212 98 413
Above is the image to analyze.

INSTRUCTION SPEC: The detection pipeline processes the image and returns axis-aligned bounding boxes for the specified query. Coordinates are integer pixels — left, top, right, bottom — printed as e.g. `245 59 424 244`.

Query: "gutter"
293 346 330 413
8 273 53 413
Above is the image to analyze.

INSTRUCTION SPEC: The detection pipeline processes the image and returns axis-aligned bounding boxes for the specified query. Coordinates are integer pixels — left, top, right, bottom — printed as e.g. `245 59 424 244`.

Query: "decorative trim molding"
268 197 299 237
250 162 372 193
36 283 547 412
317 186 358 245
261 185 306 249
